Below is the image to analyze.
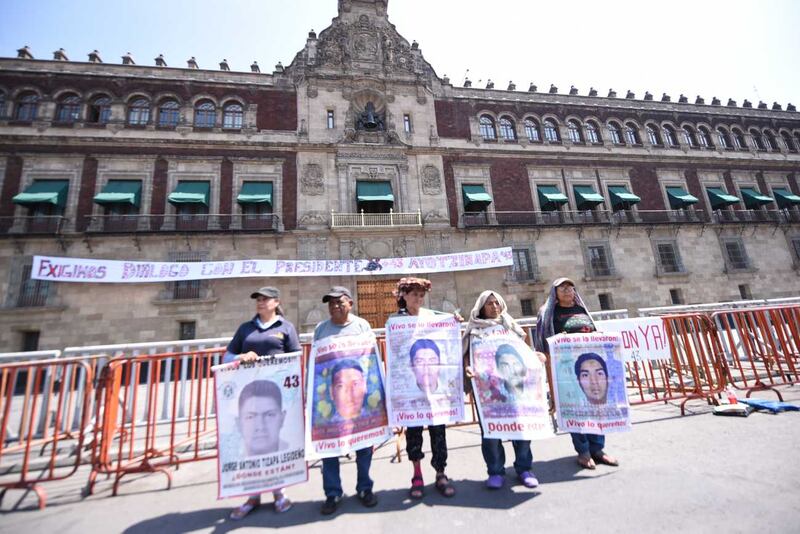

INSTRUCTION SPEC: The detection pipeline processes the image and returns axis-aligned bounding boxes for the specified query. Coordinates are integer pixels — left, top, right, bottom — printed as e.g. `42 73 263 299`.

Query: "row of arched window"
478 114 800 153
0 90 245 129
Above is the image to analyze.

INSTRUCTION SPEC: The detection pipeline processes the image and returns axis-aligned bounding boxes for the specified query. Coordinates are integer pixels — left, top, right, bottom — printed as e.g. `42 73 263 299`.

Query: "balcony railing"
711 209 797 224
505 270 540 283
83 213 281 233
331 209 422 228
0 216 69 235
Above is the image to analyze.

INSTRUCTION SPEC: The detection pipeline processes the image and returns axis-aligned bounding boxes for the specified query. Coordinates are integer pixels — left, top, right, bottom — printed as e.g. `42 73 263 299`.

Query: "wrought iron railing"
83 213 281 233
0 216 69 235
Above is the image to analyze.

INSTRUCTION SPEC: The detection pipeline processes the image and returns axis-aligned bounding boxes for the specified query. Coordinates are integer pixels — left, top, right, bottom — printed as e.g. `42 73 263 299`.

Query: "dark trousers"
321 447 373 498
570 432 605 456
405 424 448 472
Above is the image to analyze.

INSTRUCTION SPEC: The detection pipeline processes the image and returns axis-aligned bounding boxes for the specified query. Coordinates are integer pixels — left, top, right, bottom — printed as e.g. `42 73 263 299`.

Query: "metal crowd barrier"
0 357 93 509
711 306 800 400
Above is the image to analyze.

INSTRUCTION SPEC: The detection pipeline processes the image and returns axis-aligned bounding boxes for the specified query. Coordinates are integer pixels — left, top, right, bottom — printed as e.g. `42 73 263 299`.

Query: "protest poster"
213 352 307 499
305 332 392 459
469 325 554 440
547 332 631 435
595 316 670 361
385 314 464 427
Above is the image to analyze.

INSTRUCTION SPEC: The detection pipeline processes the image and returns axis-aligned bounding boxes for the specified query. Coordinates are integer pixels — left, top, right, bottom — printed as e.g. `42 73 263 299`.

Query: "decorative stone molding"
300 164 324 195
421 165 442 195
298 210 329 227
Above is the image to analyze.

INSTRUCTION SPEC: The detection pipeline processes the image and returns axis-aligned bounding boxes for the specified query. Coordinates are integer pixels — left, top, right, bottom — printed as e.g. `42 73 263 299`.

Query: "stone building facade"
1 0 799 351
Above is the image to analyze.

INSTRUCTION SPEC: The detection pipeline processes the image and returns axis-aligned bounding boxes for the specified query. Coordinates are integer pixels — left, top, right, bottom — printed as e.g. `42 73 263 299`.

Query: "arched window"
749 128 765 151
663 125 678 147
543 119 560 142
479 115 497 140
498 116 516 140
585 121 601 144
14 92 39 121
127 97 150 126
194 100 216 128
697 127 713 148
55 94 81 123
646 124 662 146
624 123 641 145
682 126 697 147
524 118 541 142
782 132 797 153
158 99 180 127
607 122 623 145
222 102 244 129
717 128 732 149
567 120 583 143
88 95 112 124
764 130 779 151
731 128 747 149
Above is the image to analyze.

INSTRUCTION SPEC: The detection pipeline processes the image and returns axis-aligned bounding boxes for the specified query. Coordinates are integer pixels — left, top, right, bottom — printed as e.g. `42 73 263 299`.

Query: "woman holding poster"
222 286 302 520
533 277 620 470
391 277 457 499
463 291 547 489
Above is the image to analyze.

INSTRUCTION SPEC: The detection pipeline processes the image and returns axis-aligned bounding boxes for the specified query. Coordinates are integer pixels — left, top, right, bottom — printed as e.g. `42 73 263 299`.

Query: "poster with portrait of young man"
385 314 464 427
305 331 391 459
470 325 554 440
213 352 307 499
547 332 631 435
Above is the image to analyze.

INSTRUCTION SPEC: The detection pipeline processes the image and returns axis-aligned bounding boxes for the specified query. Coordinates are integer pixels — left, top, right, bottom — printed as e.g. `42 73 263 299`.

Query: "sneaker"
518 471 539 488
485 474 504 489
321 495 342 515
357 489 378 508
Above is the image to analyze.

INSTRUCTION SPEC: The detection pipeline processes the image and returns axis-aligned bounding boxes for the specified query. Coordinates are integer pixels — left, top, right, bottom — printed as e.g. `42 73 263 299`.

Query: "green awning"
168 181 210 206
537 185 568 210
356 181 394 203
13 180 69 208
94 180 142 207
666 186 699 209
773 188 800 209
739 187 773 209
237 182 273 205
608 185 641 209
461 184 492 211
706 187 740 209
573 185 604 209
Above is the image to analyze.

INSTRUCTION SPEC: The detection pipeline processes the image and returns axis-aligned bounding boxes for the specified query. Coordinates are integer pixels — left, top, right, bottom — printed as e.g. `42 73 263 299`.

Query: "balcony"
331 209 422 228
711 209 796 224
462 209 712 228
83 213 281 233
0 216 68 235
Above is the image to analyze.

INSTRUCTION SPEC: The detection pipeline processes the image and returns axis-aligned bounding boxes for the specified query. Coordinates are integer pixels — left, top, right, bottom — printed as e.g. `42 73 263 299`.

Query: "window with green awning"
237 181 273 205
13 180 69 208
168 181 210 206
461 184 492 212
356 181 394 213
608 185 641 210
94 180 142 207
666 186 699 209
573 185 604 210
537 185 568 211
773 188 800 209
706 187 740 209
739 187 773 209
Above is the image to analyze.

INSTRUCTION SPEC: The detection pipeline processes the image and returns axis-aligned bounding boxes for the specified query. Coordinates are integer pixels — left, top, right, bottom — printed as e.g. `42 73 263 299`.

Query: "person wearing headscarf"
534 277 619 470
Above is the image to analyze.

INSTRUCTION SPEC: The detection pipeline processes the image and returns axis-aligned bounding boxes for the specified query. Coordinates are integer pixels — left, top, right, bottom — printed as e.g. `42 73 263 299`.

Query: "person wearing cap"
224 286 301 520
312 287 378 515
533 277 619 470
391 277 456 499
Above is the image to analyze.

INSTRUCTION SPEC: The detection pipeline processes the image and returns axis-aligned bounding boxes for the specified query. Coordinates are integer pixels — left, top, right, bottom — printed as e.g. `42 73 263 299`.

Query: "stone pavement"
2 387 799 534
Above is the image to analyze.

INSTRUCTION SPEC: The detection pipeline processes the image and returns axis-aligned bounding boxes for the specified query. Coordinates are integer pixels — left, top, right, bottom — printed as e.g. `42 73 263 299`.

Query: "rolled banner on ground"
305 332 392 459
212 352 307 499
547 332 631 435
385 314 464 427
470 325 554 440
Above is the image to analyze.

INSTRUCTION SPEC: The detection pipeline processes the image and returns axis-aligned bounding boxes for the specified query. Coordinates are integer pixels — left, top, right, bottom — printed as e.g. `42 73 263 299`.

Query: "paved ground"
2 386 799 534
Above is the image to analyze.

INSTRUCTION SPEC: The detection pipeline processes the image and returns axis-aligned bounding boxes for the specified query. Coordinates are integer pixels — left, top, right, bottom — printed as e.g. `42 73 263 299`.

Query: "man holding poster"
386 277 463 499
464 291 552 490
308 287 388 515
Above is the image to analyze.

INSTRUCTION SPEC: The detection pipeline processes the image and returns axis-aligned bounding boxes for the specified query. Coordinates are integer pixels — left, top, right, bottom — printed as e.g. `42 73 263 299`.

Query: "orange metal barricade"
87 348 222 496
625 313 726 414
0 357 93 509
712 306 800 399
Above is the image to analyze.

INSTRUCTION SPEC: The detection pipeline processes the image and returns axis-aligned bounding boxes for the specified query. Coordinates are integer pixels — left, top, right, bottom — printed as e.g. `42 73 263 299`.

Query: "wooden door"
356 279 400 329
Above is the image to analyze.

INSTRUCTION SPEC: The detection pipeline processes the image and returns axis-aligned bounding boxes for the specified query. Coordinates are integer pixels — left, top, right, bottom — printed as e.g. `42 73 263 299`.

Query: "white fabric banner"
595 317 670 361
31 247 513 283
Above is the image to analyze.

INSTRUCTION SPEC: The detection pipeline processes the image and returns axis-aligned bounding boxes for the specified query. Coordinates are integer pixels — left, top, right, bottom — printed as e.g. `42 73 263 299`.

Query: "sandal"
409 475 424 499
229 497 260 520
592 452 619 467
273 490 293 513
577 454 596 470
435 473 456 497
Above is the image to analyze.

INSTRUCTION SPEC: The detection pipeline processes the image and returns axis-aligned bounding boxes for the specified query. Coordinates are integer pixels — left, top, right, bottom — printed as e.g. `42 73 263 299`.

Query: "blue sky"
1 0 798 106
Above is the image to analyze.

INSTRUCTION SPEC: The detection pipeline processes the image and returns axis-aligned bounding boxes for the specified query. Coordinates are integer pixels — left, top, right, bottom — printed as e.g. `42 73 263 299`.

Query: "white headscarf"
463 290 527 346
